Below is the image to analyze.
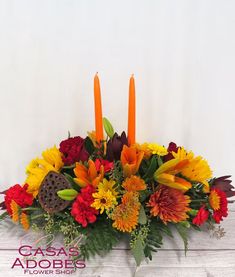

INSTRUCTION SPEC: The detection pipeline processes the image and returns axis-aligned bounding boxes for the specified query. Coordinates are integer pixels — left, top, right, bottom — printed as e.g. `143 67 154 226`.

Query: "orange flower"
122 176 146 192
20 212 30 230
120 145 144 177
112 191 140 232
10 200 20 223
74 160 104 187
147 185 191 224
154 158 192 192
209 188 228 223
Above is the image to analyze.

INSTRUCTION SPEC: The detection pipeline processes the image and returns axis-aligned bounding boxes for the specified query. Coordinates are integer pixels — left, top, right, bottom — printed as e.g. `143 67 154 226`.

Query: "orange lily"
154 158 192 192
120 145 144 177
74 160 104 187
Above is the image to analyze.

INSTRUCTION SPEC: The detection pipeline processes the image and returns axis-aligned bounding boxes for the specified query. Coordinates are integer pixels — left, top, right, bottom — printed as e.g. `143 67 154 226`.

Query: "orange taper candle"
94 73 104 143
128 75 136 145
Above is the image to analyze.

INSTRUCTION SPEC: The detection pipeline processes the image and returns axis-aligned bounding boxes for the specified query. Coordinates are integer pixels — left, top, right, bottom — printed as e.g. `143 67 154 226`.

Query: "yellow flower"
154 158 192 192
20 212 30 230
173 148 212 192
25 146 64 197
122 175 146 192
135 143 168 159
92 189 117 214
112 191 140 232
98 178 118 197
10 200 20 223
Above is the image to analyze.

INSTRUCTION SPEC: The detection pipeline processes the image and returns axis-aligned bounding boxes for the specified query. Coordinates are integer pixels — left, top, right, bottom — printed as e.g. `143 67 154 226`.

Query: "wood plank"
0 249 234 277
0 211 235 250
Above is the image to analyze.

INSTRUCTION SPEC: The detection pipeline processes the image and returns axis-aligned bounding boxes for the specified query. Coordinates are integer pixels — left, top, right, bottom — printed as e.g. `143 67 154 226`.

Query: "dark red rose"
59 136 89 165
106 132 128 161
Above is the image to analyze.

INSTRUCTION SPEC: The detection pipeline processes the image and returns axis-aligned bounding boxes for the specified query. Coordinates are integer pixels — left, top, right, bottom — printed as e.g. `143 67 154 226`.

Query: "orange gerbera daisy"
20 212 30 230
74 159 104 187
122 175 146 192
120 145 144 177
10 200 20 223
147 185 191 224
112 191 140 232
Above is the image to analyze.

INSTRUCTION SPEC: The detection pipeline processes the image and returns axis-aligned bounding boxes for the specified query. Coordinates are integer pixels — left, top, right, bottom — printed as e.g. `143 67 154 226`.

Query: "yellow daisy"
135 143 168 159
98 178 118 196
92 189 117 214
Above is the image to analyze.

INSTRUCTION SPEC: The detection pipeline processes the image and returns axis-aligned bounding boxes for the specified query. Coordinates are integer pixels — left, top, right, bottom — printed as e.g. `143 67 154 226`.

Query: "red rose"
59 136 89 165
4 184 33 215
71 185 98 227
192 206 209 226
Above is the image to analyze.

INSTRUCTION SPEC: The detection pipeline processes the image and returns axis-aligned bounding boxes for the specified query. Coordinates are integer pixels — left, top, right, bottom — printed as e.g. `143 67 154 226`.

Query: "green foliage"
175 223 189 255
63 173 80 191
84 136 95 155
143 156 157 182
108 161 124 184
79 218 121 260
138 205 147 225
0 211 8 221
103 117 114 138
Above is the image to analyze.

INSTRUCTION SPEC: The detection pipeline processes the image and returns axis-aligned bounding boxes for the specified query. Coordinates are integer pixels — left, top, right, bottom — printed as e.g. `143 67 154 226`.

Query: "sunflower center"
101 198 107 204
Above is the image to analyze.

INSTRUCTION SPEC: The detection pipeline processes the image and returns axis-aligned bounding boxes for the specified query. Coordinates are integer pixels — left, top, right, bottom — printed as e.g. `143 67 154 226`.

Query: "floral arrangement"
0 75 234 266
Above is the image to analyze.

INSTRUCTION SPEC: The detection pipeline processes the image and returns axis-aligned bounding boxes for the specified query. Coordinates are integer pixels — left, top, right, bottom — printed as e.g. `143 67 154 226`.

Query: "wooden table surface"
0 208 234 277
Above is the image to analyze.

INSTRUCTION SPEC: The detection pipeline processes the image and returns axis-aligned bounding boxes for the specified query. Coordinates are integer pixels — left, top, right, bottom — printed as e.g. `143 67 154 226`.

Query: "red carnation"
71 184 98 227
94 159 114 173
59 136 89 165
4 184 34 215
192 206 209 226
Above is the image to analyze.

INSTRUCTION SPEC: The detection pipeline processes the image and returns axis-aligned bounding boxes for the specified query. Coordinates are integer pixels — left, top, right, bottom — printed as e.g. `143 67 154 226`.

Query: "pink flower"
94 159 114 173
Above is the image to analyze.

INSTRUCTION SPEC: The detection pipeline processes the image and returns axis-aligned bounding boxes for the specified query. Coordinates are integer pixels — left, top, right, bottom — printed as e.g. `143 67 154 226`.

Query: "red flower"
209 188 228 223
192 206 209 226
4 184 33 215
164 142 180 162
71 184 98 227
94 159 114 173
59 136 89 165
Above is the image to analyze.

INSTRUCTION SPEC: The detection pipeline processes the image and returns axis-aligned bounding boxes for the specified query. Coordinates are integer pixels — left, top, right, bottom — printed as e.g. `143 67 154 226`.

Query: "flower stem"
22 207 42 211
191 199 207 202
31 214 44 220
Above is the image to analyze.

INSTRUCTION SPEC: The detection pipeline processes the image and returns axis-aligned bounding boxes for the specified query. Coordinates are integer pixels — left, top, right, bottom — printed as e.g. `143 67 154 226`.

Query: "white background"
0 0 235 186
0 1 235 276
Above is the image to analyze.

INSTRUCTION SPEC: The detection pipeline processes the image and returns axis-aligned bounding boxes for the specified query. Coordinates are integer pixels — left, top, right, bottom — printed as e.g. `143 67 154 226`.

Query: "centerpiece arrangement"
0 75 234 266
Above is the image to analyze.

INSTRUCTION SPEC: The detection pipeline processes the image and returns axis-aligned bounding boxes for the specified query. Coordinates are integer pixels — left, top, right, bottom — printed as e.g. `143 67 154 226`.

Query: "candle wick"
131 74 134 77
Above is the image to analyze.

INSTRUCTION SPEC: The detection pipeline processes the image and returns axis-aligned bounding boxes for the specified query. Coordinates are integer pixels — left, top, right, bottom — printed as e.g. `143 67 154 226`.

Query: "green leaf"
84 136 95 154
0 211 8 221
103 117 114 138
57 189 78 201
131 238 145 266
175 224 189 256
157 156 163 167
143 156 157 180
138 205 147 225
64 173 80 191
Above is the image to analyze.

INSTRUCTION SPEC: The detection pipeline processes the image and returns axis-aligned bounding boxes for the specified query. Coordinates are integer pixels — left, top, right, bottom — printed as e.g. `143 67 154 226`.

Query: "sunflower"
20 212 30 230
112 191 140 232
10 200 20 223
209 188 228 223
173 148 212 192
92 189 117 214
147 185 191 224
122 175 146 192
25 146 64 197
